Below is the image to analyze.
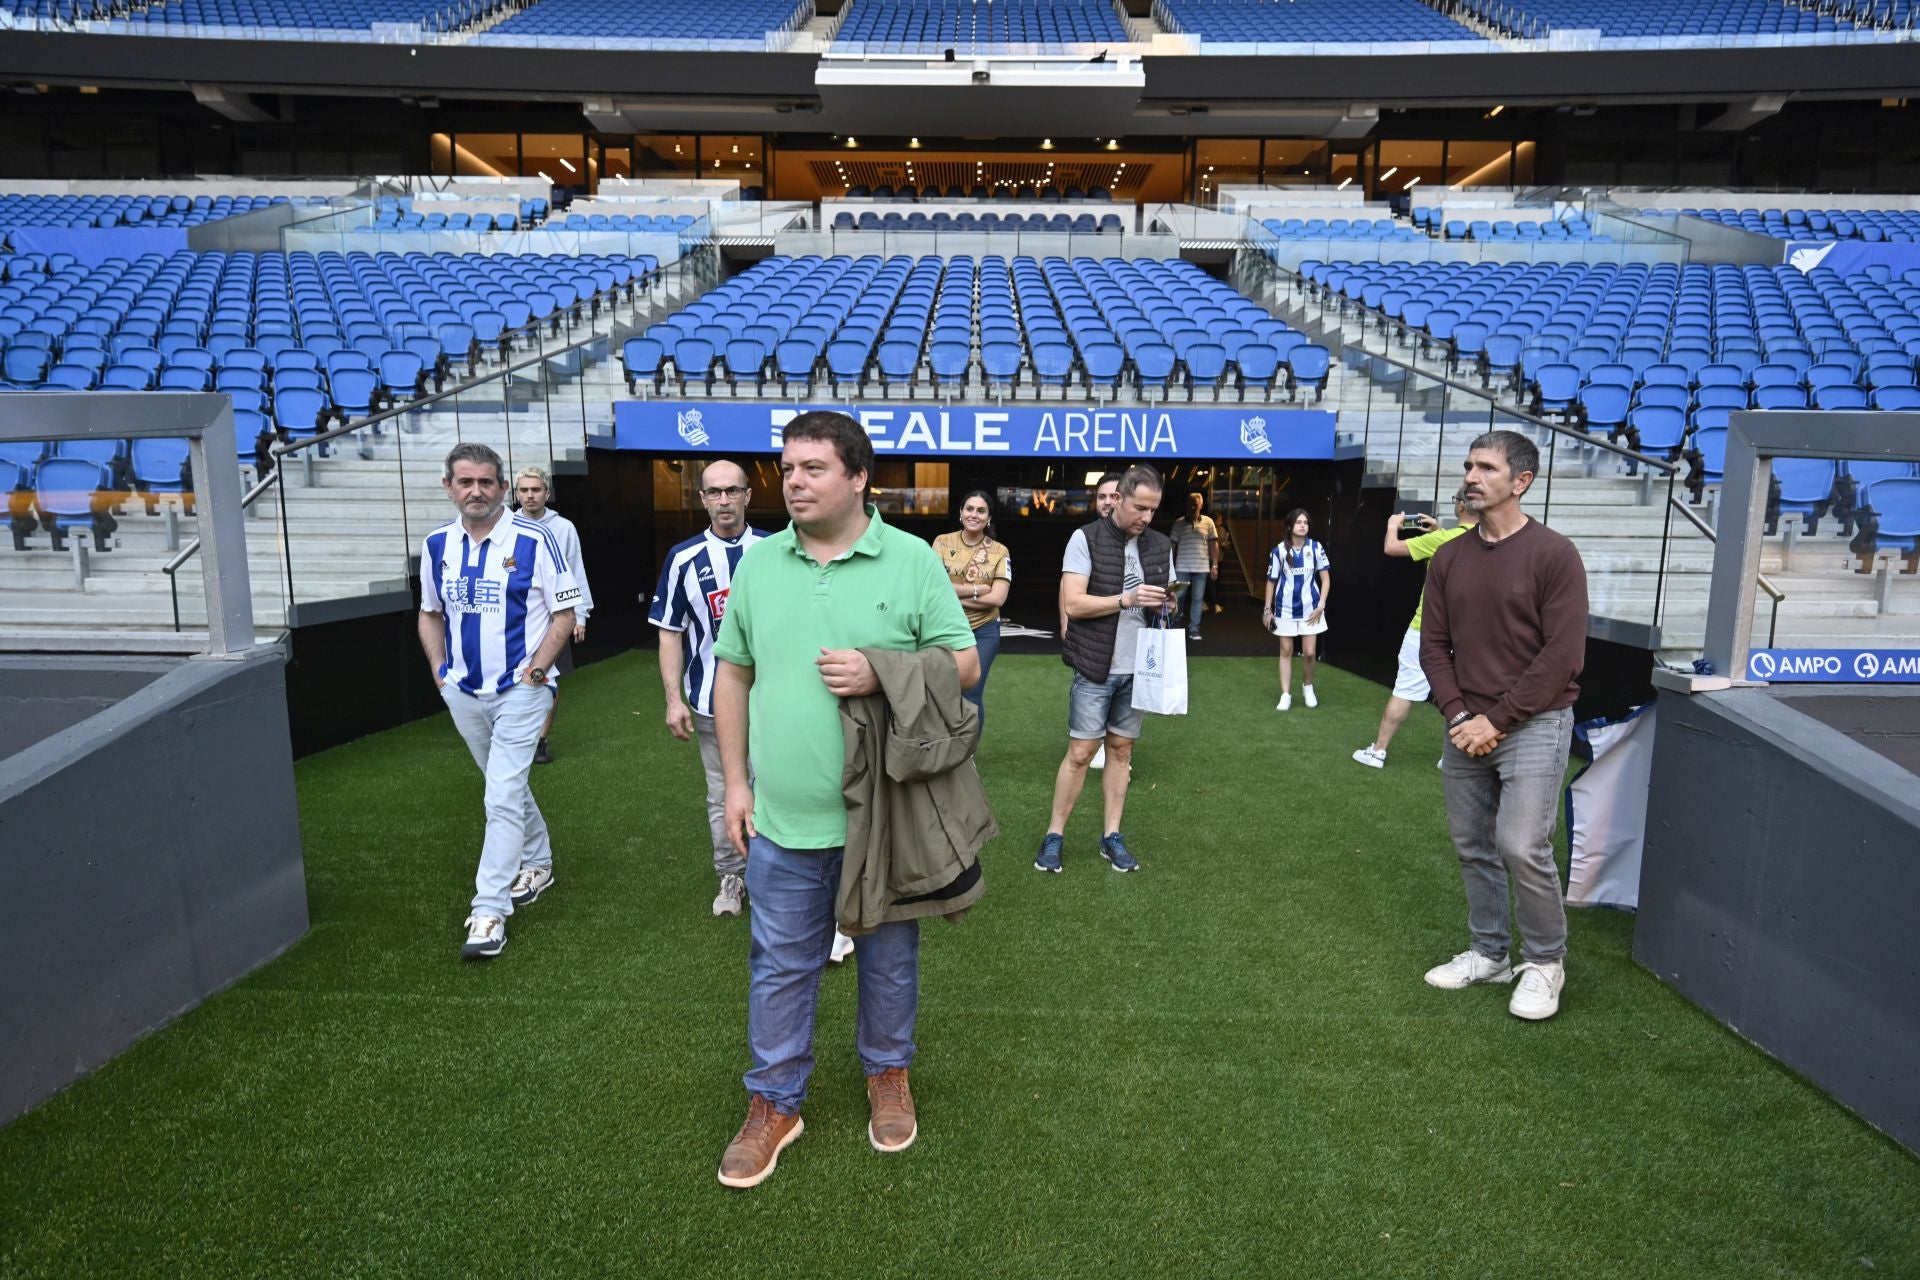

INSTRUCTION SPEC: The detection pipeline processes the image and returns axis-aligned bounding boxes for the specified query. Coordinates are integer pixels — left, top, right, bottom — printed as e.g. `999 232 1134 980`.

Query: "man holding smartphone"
1352 489 1475 770
1036 464 1175 876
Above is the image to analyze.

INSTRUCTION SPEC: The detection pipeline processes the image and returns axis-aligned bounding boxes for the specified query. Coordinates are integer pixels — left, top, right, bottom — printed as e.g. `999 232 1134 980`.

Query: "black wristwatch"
1448 711 1473 728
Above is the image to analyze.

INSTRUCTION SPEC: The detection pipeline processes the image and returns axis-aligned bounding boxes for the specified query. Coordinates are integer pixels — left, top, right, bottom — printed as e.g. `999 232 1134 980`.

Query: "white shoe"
829 931 856 964
1090 745 1106 769
1509 961 1565 1020
712 872 745 917
1423 949 1513 989
461 914 506 960
1351 745 1386 769
509 864 554 907
1276 693 1292 712
1303 685 1318 708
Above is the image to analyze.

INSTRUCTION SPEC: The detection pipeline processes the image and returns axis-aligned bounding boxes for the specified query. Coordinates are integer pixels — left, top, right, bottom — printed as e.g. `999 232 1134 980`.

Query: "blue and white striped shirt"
420 512 581 696
1267 537 1331 622
649 526 769 717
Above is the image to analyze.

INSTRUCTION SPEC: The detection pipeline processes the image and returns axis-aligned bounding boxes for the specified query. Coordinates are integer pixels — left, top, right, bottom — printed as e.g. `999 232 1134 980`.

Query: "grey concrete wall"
1636 686 1920 1154
0 656 169 759
0 646 309 1125
185 202 309 254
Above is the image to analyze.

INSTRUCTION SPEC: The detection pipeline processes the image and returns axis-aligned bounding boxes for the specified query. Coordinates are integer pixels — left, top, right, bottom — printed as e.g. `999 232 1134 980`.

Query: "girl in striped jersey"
1262 508 1331 712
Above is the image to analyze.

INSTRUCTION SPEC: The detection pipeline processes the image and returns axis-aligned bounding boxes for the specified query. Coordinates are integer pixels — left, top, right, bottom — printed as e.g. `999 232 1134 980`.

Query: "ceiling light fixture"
1379 166 1398 180
558 158 576 173
1336 177 1353 189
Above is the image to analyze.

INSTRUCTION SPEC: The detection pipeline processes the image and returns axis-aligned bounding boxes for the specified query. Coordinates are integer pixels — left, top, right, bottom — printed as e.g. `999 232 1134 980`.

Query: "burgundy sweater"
1418 519 1588 732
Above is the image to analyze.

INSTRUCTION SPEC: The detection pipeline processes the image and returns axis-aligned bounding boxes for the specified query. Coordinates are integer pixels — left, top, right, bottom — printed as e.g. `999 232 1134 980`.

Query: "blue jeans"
743 834 920 1114
1177 570 1209 637
1440 706 1574 965
962 618 1001 730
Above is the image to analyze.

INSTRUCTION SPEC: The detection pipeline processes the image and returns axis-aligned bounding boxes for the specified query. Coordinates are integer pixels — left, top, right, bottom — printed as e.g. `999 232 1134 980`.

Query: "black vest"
1062 515 1172 683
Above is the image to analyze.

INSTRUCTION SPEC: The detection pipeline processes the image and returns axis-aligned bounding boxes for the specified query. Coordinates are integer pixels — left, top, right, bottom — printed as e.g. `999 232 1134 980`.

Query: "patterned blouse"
931 531 1013 630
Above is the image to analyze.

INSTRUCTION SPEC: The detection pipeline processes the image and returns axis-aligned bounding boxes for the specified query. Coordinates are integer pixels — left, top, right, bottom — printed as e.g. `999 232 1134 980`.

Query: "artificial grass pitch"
1 653 1916 1279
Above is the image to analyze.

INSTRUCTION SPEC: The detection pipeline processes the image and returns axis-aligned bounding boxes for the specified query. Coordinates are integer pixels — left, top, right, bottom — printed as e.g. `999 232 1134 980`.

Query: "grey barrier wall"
1635 686 1920 1155
0 657 168 759
185 201 311 254
0 645 309 1125
1605 210 1788 266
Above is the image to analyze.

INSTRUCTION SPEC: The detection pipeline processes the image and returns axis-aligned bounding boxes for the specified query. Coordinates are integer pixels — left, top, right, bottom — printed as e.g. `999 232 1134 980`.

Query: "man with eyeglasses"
650 460 771 918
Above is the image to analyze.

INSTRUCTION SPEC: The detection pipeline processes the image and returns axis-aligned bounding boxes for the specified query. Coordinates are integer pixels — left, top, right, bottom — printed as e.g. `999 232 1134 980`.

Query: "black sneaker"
533 737 553 765
1034 833 1065 873
1098 832 1140 873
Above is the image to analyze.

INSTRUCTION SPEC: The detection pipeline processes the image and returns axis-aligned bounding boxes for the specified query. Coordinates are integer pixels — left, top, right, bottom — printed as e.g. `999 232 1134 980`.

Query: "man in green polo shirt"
710 411 979 1190
1351 488 1475 769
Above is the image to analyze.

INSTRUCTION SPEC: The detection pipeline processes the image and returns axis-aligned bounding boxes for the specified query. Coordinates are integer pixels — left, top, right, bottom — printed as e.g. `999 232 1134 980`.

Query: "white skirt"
1271 614 1328 638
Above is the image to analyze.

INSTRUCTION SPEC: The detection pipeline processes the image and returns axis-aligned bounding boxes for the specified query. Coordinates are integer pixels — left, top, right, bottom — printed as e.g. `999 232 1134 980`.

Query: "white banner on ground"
1565 703 1656 910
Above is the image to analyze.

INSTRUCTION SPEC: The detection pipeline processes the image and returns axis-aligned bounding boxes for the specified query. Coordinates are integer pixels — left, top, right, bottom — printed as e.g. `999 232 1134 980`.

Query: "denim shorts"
1068 671 1145 741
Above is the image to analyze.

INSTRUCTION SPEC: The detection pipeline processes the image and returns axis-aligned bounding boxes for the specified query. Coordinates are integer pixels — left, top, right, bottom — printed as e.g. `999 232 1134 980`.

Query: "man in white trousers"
513 466 593 766
419 443 580 959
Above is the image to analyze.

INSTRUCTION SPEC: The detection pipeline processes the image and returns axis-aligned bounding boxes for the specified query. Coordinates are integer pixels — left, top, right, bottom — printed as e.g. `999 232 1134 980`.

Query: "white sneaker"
1423 949 1513 989
1276 693 1292 712
509 864 554 908
712 872 745 917
1303 685 1318 708
461 914 506 960
1509 961 1565 1020
1352 745 1387 769
829 930 856 964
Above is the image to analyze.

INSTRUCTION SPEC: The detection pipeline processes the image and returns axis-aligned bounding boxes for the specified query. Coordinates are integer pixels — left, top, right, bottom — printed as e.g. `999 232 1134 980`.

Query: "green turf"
2 652 1916 1279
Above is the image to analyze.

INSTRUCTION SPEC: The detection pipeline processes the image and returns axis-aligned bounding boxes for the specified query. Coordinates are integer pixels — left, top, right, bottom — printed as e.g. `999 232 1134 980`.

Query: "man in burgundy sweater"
1419 430 1589 1021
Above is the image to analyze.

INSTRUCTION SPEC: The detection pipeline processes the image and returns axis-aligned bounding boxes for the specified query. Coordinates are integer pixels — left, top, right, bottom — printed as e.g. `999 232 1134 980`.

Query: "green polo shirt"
1407 524 1470 631
712 505 975 849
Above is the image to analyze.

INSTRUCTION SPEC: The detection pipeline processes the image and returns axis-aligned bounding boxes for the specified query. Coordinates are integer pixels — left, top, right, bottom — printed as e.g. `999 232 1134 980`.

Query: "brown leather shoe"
717 1095 803 1189
866 1067 917 1153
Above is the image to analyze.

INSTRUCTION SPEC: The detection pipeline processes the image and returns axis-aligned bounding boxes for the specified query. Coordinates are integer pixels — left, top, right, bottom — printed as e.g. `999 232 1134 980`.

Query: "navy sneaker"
1098 832 1140 873
1034 833 1065 873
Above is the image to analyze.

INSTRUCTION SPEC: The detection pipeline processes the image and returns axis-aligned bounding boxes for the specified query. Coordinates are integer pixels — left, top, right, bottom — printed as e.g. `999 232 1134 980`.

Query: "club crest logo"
1787 243 1836 274
677 408 711 447
1239 416 1273 455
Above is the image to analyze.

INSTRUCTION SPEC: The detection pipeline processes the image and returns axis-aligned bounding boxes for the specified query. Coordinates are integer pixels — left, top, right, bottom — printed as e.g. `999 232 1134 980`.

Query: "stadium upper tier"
52 0 469 32
619 253 1333 401
1153 0 1485 44
832 0 1130 48
475 0 810 46
1661 208 1920 243
0 194 328 234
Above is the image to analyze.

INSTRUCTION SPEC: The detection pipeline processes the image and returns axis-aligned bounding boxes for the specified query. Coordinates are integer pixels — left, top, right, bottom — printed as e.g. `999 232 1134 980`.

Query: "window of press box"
452 133 519 179
522 133 587 183
634 136 699 175
1444 140 1515 189
1194 138 1260 203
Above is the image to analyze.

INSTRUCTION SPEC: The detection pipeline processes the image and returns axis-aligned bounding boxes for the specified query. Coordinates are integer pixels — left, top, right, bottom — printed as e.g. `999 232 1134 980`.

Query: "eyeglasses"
700 486 751 500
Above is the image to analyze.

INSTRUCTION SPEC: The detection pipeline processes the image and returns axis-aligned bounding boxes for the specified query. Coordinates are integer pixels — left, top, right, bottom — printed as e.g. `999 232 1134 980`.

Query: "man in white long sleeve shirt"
515 467 593 764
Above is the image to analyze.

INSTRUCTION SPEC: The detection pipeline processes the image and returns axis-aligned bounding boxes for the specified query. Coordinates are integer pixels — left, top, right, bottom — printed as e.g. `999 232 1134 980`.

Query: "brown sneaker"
866 1067 918 1153
717 1095 803 1189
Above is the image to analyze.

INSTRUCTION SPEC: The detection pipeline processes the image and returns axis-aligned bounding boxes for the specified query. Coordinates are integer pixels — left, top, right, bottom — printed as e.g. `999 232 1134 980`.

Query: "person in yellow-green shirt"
1351 489 1476 770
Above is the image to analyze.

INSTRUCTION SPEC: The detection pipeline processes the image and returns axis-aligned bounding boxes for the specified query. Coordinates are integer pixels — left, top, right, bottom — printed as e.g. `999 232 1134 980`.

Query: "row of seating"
1414 212 1602 241
1669 207 1920 243
1263 217 1428 242
2 440 195 554
0 248 653 446
85 0 462 30
843 186 1116 203
832 211 1126 233
1154 0 1484 43
0 193 323 234
1720 455 1919 570
478 0 806 41
618 252 1333 401
1481 0 1859 36
834 0 1130 47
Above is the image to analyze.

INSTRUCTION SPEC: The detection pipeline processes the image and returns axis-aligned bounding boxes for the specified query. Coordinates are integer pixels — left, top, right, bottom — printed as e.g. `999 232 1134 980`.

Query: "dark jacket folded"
836 646 996 933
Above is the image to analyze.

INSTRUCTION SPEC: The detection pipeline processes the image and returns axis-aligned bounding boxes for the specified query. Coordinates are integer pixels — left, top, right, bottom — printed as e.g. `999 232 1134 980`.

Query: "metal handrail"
161 274 655 583
1342 344 1681 475
1669 494 1785 602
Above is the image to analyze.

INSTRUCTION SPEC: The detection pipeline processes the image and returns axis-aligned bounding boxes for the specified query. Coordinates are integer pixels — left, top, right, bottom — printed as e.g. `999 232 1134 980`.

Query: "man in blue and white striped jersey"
419 443 581 960
651 459 769 919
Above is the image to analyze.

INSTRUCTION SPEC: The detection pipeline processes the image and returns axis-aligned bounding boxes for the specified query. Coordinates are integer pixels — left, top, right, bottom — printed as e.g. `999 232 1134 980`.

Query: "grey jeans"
694 712 747 878
1440 705 1574 965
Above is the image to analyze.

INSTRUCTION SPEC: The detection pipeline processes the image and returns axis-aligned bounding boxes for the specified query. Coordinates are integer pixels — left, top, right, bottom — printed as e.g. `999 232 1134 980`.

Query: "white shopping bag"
1130 624 1189 716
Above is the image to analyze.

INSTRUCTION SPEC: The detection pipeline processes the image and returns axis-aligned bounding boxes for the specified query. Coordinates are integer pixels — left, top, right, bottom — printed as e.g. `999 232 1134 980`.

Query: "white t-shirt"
1063 526 1171 677
1170 515 1218 574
